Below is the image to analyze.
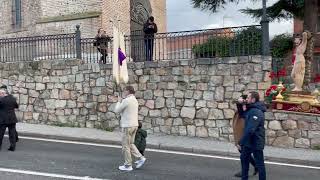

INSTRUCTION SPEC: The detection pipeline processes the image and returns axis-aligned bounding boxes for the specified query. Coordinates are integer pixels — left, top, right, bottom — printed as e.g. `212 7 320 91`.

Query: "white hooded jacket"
114 94 139 128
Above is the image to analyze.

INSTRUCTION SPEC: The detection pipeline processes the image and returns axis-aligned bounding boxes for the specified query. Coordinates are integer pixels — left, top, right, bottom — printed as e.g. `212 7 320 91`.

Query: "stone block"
208 128 220 138
282 120 297 130
181 107 196 119
187 125 196 137
145 100 155 109
166 98 176 108
223 109 235 119
196 127 208 137
216 120 230 127
196 108 209 119
223 76 234 87
295 138 310 148
169 108 180 118
155 97 165 108
309 131 320 139
272 136 294 148
215 86 224 101
184 99 195 107
164 90 174 97
196 100 206 108
208 109 224 120
269 121 282 130
179 126 187 136
203 91 214 100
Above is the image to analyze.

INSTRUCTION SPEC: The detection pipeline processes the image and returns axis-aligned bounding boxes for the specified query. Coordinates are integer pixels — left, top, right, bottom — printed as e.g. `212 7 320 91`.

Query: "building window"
12 0 22 28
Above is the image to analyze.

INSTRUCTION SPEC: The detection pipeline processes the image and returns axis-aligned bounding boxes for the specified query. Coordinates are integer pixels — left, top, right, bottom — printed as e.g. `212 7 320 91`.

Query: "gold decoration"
275 81 284 101
311 89 319 104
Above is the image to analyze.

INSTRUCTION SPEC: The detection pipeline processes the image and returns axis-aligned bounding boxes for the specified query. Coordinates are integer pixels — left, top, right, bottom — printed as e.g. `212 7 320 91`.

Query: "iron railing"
0 25 262 63
0 33 77 62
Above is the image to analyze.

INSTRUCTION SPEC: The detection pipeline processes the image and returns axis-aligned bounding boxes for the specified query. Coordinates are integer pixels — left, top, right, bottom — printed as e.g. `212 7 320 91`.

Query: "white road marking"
0 167 109 180
7 135 320 170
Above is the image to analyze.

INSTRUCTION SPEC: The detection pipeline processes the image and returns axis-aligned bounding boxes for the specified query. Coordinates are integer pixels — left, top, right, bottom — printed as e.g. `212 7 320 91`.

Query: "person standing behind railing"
143 16 157 61
94 28 111 64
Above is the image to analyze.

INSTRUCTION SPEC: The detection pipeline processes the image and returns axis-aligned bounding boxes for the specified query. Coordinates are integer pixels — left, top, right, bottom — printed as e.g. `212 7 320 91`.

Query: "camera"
232 94 248 104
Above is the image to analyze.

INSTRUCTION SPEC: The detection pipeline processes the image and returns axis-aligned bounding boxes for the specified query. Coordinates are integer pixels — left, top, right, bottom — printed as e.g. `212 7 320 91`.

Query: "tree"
192 0 318 88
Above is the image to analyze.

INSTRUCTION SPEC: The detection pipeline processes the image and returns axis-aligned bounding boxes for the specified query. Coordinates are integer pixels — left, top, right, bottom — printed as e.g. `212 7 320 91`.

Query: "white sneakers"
135 156 146 169
119 156 146 171
118 165 133 171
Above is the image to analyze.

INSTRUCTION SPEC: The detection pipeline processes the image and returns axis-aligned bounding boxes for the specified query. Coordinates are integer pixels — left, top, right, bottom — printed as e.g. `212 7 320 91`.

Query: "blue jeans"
240 147 266 180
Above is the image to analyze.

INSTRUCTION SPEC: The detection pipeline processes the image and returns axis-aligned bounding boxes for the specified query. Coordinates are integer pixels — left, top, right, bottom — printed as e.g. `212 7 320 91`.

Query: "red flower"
265 85 286 97
269 71 277 79
265 85 278 96
314 74 320 83
277 68 287 77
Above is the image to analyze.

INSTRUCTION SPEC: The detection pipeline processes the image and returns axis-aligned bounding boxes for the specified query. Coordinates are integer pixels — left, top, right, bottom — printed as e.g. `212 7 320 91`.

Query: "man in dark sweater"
134 121 147 156
0 87 19 151
143 16 158 61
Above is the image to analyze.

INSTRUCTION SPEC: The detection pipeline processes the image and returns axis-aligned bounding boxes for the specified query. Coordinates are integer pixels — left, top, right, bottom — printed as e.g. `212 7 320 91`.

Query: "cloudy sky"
166 0 293 38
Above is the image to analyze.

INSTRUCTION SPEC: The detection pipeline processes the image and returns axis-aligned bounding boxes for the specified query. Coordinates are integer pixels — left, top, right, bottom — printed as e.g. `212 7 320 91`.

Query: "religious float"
270 31 320 114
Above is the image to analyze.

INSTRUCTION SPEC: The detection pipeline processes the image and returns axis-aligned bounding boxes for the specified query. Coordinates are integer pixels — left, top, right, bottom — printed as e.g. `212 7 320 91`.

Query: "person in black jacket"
0 88 19 151
94 28 111 64
143 16 158 61
237 91 266 180
134 121 147 156
0 85 19 143
233 95 258 178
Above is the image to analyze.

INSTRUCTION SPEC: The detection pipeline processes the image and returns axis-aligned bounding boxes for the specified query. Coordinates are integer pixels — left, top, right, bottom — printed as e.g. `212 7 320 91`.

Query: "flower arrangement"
314 74 320 83
269 67 287 83
265 83 289 104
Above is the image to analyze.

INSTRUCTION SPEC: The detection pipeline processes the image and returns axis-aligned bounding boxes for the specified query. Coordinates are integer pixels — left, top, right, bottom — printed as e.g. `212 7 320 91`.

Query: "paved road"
0 136 319 180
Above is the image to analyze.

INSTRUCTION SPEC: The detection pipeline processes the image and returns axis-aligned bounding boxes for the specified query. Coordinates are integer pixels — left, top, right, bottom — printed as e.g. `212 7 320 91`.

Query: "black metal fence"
0 25 262 63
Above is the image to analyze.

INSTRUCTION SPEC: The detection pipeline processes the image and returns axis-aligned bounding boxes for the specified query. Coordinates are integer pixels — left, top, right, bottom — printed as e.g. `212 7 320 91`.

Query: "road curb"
17 132 320 167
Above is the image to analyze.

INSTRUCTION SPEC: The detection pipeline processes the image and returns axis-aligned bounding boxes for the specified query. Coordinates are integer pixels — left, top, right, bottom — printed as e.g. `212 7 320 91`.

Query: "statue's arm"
300 32 308 53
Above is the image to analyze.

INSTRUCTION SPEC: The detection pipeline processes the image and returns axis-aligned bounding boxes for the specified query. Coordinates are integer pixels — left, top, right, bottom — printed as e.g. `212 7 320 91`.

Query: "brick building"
0 0 166 38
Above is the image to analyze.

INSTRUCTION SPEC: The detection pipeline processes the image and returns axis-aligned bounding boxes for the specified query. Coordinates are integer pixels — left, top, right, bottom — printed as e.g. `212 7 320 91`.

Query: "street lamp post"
261 0 270 56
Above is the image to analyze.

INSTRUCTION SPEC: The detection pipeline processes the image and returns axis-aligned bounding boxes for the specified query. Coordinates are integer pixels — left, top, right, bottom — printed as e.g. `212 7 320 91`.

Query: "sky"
166 0 293 38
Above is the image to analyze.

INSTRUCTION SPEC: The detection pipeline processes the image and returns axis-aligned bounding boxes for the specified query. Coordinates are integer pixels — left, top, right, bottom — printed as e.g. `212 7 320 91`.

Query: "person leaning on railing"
94 28 111 64
143 16 158 61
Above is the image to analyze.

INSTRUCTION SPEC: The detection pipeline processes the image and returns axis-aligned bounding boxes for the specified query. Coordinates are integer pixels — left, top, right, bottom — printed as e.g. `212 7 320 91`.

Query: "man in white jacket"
115 86 146 171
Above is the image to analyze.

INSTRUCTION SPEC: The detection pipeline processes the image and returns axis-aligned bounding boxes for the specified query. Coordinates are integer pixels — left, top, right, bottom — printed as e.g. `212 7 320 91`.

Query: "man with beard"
0 88 19 151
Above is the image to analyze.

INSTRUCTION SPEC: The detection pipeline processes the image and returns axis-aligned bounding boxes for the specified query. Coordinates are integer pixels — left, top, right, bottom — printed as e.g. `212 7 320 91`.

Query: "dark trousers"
97 48 108 64
145 38 154 61
139 150 144 156
238 149 257 170
240 147 266 180
0 123 17 149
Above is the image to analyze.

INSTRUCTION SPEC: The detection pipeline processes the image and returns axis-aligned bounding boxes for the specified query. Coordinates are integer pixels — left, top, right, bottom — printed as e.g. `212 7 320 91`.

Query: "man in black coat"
143 16 158 61
0 88 19 151
237 91 266 180
0 85 19 142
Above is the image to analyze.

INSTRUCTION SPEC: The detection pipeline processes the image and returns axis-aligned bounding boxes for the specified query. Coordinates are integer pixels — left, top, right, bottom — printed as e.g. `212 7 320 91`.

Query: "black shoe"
253 169 258 176
8 146 15 151
234 172 242 178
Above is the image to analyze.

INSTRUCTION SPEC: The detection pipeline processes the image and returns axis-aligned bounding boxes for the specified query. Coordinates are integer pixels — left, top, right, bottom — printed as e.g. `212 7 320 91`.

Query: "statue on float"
291 32 308 92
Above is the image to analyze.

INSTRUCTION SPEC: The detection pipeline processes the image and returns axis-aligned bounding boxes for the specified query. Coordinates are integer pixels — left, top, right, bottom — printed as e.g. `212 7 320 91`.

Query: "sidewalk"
16 123 320 166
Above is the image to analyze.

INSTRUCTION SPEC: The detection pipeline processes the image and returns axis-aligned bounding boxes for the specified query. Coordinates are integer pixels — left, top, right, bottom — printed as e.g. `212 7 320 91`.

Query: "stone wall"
0 56 318 149
266 111 320 149
0 56 270 138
